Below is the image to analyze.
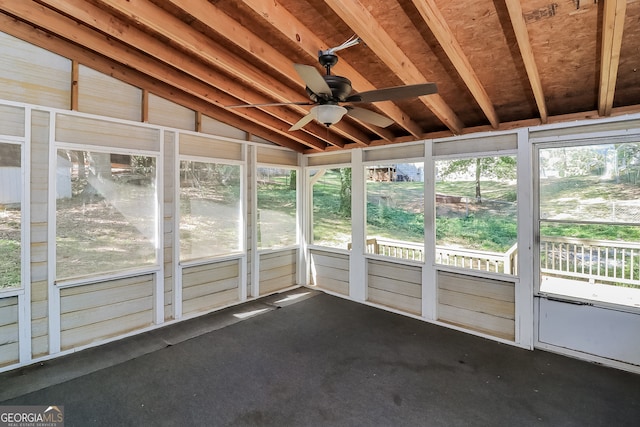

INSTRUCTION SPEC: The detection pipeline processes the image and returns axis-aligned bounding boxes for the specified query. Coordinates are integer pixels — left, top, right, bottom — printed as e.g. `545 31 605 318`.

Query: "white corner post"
422 139 437 320
349 148 366 302
516 128 534 349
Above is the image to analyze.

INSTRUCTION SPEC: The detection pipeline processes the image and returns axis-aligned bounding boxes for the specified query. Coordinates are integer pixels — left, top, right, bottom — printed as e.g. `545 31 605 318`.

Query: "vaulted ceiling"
1 0 639 152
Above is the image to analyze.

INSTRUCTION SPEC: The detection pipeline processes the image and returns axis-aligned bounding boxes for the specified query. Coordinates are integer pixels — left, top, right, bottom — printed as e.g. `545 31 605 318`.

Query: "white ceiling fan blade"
293 64 332 96
289 110 317 131
345 107 394 128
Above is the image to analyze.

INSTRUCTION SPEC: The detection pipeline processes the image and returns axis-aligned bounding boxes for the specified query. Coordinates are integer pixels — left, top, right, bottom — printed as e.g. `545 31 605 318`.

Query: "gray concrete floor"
2 289 639 426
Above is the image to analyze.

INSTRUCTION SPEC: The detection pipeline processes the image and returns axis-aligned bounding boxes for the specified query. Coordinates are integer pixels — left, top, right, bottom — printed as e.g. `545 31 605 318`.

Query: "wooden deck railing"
353 237 639 287
540 236 640 286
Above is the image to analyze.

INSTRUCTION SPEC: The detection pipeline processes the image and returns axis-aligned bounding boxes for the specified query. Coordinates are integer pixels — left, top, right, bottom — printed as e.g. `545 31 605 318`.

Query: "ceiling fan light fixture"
312 104 347 127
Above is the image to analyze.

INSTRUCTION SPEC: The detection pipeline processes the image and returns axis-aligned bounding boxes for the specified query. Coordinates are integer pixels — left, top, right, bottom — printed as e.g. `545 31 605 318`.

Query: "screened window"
538 142 640 306
180 161 242 260
435 156 518 275
309 167 351 249
56 150 157 280
365 162 424 260
0 142 22 289
257 167 297 249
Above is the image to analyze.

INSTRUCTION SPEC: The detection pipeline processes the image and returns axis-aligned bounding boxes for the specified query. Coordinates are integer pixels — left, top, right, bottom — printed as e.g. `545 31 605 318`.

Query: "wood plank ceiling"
1 0 639 153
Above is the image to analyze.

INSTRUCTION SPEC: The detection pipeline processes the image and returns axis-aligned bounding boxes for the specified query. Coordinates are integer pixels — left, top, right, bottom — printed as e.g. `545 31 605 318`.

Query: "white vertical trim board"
239 144 248 301
298 154 309 286
515 128 534 348
154 131 165 325
18 106 32 362
250 146 260 298
422 139 437 321
47 111 61 355
349 149 366 302
172 131 182 320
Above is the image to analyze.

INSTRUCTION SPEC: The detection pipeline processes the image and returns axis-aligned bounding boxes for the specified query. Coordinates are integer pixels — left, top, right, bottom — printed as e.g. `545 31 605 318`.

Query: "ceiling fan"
227 36 438 131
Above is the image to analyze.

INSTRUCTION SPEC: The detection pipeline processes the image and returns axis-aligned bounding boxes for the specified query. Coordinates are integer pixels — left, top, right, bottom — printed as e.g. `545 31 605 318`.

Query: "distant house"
367 163 424 182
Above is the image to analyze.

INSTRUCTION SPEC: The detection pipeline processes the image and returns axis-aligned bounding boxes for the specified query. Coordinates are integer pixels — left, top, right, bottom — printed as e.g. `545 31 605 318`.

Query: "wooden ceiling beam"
0 13 307 152
29 0 332 150
324 0 464 135
598 0 626 117
92 0 364 147
0 2 321 151
163 0 371 146
409 0 499 129
504 0 548 123
238 0 425 139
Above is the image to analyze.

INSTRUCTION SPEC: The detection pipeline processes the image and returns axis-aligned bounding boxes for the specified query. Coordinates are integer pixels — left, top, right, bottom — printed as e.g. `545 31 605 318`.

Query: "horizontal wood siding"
77 65 142 121
200 114 246 140
179 133 242 161
307 152 352 166
59 274 155 350
182 259 240 315
433 133 517 156
364 143 424 162
310 249 349 295
55 114 160 152
0 297 19 367
437 271 515 341
257 146 298 166
367 259 421 315
530 119 640 139
0 32 71 109
148 93 195 131
259 249 297 295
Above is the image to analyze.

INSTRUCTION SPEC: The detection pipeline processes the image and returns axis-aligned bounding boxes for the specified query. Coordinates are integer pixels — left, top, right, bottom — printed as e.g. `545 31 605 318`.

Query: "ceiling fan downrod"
318 35 361 75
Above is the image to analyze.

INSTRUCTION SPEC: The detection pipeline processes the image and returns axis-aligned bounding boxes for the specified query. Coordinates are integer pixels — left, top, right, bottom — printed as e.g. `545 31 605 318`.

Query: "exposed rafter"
599 0 626 116
49 0 344 149
0 0 638 152
323 0 464 135
503 0 548 123
160 0 373 147
0 0 317 151
90 0 343 149
0 12 308 152
410 0 499 129
238 0 424 139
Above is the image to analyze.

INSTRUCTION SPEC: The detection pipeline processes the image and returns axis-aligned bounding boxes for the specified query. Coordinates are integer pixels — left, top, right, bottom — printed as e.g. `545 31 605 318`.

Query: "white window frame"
177 155 245 264
255 163 301 252
532 135 640 311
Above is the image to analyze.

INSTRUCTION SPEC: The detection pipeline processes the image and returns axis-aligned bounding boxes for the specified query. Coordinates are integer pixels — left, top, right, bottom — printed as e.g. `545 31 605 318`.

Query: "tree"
289 170 296 190
339 168 351 216
438 156 516 203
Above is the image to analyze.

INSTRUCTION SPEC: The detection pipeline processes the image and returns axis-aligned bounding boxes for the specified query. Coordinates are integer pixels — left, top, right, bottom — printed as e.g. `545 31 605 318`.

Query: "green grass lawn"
0 240 20 289
311 172 639 252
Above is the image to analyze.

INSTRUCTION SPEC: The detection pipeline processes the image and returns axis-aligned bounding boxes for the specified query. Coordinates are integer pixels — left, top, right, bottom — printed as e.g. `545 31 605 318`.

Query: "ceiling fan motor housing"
306 74 353 103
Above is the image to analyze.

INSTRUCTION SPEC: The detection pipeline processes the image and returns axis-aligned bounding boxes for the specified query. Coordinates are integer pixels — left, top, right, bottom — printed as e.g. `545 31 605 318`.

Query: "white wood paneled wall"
309 249 349 295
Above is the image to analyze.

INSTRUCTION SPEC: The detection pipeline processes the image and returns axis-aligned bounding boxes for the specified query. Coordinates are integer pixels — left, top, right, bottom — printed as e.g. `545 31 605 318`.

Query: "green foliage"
439 156 517 181
339 168 351 216
257 178 296 214
366 203 424 241
436 215 517 252
540 223 640 241
0 240 20 289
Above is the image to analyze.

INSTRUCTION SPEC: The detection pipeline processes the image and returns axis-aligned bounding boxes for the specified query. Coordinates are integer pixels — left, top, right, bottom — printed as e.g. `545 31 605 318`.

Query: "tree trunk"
475 158 482 203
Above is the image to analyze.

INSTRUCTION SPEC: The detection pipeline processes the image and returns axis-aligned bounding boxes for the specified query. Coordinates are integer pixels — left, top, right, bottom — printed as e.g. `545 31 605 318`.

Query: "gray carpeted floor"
2 290 639 426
